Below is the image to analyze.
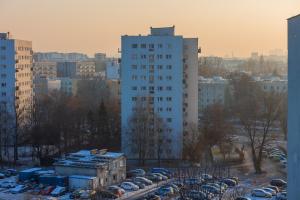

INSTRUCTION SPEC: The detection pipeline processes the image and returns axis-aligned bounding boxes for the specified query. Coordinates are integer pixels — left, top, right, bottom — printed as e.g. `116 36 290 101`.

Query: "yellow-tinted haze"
0 0 299 57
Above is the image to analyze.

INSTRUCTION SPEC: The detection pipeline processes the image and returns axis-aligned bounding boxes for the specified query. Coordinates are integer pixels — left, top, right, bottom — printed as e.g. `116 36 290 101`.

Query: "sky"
0 0 299 58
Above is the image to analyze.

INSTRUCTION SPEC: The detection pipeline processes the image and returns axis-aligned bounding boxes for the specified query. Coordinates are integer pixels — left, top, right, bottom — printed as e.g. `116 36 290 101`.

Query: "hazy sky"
1 0 299 57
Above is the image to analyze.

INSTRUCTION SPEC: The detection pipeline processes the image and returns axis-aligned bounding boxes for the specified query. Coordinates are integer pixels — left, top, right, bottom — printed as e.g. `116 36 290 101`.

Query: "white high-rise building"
0 32 33 138
288 14 300 200
121 26 199 159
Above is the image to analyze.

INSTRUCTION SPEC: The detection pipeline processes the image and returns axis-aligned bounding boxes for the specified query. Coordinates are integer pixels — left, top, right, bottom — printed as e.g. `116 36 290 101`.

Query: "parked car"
146 174 162 182
10 185 29 194
0 181 16 188
201 185 220 194
40 186 55 195
108 185 125 197
201 173 213 180
235 197 251 200
0 173 5 179
222 178 237 187
96 190 118 199
155 186 174 196
263 188 276 196
276 191 287 200
146 194 161 200
151 168 171 175
152 173 168 180
266 185 279 193
134 177 153 185
251 189 272 198
7 169 18 176
270 179 287 188
187 190 209 199
133 180 146 189
164 183 179 193
184 178 202 185
120 182 139 191
127 169 146 177
51 186 66 197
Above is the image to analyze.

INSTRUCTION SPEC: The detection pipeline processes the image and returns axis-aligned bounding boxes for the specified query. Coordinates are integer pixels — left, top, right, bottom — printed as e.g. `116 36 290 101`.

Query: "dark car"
222 178 237 187
96 191 118 199
146 194 161 200
127 169 146 177
235 197 251 200
270 179 287 188
187 190 208 199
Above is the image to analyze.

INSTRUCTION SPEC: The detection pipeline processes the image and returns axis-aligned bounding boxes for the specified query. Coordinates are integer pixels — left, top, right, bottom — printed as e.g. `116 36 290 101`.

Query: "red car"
40 186 55 195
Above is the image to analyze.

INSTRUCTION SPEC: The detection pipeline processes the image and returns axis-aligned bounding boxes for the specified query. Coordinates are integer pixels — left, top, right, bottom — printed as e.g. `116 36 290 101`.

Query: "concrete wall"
288 15 300 200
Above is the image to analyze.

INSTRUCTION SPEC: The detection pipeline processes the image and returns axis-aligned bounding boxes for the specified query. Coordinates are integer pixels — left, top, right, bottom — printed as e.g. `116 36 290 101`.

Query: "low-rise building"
59 77 78 96
54 149 126 187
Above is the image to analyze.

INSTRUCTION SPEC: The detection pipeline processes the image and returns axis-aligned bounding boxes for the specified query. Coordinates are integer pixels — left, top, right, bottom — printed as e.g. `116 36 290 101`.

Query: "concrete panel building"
121 26 199 160
0 32 33 141
288 14 300 200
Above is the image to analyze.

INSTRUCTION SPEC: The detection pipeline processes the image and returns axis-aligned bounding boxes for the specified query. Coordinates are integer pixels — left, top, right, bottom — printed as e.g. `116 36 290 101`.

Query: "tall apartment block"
121 27 199 159
288 14 300 200
0 33 33 137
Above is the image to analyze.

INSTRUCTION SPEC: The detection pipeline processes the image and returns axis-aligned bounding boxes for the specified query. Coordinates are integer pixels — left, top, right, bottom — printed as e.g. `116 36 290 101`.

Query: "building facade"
0 32 33 140
54 149 126 187
106 59 120 80
288 14 300 200
33 61 57 79
198 76 229 113
121 27 198 159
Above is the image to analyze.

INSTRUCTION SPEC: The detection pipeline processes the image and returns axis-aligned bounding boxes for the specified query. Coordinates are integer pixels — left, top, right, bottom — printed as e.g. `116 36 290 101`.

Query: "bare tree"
126 96 168 165
200 103 233 163
278 92 287 140
232 74 281 173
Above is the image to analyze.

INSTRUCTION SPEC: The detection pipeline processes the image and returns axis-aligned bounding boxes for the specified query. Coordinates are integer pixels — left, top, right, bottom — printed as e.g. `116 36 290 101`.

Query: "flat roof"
288 14 300 20
69 175 97 180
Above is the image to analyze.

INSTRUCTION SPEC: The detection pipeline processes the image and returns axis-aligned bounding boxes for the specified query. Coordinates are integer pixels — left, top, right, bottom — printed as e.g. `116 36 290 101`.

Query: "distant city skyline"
0 0 298 57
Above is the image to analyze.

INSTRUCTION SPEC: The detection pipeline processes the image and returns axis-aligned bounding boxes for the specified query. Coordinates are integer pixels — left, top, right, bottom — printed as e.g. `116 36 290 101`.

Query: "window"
166 54 172 59
132 44 138 48
132 97 137 101
166 76 172 80
131 75 137 80
157 54 163 59
131 65 137 70
166 107 172 112
1 83 6 87
167 65 172 70
1 92 6 97
141 54 147 59
141 65 146 70
131 54 138 59
132 86 137 90
141 86 146 91
0 55 6 60
158 65 163 70
158 44 163 48
166 86 172 91
141 44 146 48
0 46 6 50
158 76 163 80
157 86 163 91
167 44 172 49
1 74 6 78
149 44 154 49
166 97 172 101
167 118 172 123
